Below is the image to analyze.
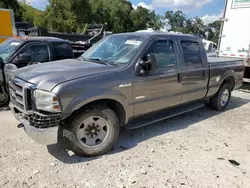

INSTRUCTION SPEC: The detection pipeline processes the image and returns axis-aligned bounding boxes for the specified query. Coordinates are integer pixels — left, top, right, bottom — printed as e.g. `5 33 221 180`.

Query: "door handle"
177 73 182 83
203 70 207 79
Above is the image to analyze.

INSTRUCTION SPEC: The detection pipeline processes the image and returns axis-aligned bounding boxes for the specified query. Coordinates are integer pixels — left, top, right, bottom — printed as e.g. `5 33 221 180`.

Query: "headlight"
34 90 61 112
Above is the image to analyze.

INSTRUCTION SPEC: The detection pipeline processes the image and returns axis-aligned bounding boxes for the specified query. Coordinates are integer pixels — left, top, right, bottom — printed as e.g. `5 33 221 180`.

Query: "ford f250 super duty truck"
8 32 245 157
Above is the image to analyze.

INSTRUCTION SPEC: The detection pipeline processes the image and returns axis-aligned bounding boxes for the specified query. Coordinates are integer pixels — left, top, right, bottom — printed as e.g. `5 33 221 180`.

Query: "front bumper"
10 103 59 145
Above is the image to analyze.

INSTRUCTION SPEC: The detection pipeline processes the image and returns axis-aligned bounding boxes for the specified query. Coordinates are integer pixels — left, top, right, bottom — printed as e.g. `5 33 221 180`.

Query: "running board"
125 102 205 130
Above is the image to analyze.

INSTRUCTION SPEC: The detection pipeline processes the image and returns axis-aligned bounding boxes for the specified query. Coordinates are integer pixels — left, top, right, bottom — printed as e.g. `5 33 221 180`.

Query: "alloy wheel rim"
220 89 229 107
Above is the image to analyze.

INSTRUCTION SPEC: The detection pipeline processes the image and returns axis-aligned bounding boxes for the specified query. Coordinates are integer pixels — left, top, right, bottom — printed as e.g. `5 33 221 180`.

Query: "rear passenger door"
179 40 209 103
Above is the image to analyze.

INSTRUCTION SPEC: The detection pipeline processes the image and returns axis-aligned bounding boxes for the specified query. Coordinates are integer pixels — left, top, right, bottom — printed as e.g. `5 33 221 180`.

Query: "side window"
18 44 50 63
181 41 202 65
148 40 177 68
52 42 74 60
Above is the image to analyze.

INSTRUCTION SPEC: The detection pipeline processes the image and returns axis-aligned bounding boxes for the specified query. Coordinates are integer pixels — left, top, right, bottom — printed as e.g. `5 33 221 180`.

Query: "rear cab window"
181 41 202 66
52 42 74 60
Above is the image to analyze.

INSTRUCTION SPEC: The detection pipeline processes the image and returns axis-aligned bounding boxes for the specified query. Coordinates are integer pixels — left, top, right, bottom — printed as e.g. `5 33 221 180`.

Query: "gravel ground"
0 85 250 188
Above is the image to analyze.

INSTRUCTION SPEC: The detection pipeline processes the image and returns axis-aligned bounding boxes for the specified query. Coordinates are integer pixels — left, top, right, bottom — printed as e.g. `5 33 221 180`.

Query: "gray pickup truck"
9 32 245 157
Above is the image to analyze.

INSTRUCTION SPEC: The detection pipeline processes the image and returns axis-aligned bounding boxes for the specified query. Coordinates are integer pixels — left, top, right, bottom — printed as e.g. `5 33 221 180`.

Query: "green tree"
130 6 151 31
44 0 76 32
148 11 164 30
91 0 133 33
19 3 45 27
164 10 186 31
71 0 92 32
130 6 164 31
206 20 221 43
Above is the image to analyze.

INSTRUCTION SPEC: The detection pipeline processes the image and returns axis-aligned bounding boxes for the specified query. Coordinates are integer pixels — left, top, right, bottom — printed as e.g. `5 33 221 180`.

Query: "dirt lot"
0 85 250 188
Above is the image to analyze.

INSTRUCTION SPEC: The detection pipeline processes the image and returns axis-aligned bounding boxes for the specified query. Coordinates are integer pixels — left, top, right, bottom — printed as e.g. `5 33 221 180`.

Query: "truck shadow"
47 95 250 163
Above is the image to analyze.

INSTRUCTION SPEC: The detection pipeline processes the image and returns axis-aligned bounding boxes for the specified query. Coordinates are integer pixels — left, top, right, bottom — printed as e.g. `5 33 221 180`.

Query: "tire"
209 84 231 111
0 92 9 108
63 105 120 157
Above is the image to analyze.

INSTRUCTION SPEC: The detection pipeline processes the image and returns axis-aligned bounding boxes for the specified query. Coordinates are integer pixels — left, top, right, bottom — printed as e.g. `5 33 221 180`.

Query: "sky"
24 0 226 25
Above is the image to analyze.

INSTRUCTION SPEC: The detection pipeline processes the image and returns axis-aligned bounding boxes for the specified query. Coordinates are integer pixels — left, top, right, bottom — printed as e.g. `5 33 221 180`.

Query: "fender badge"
119 83 132 88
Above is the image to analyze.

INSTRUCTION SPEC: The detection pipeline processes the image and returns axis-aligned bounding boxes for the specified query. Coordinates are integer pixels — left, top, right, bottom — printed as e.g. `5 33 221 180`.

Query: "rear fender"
207 69 236 97
219 70 236 86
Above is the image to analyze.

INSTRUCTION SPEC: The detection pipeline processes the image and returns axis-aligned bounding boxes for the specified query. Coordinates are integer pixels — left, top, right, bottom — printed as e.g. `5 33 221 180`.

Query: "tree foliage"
0 0 221 43
164 10 221 43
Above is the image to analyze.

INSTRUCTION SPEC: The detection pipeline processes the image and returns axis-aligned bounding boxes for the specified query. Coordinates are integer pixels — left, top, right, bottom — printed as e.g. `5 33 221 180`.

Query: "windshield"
81 35 147 65
0 38 22 61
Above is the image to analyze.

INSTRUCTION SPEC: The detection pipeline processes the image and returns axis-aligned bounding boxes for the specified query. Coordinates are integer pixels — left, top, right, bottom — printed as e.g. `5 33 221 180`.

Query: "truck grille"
28 113 62 128
9 77 34 112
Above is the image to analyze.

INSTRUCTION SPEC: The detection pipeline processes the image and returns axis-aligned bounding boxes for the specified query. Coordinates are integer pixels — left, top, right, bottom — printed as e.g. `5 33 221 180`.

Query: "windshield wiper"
84 58 118 66
86 58 109 65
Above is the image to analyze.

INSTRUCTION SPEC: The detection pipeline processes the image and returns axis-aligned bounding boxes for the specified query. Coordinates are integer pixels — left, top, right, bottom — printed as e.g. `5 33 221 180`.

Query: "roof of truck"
12 36 68 43
114 32 198 39
25 36 67 42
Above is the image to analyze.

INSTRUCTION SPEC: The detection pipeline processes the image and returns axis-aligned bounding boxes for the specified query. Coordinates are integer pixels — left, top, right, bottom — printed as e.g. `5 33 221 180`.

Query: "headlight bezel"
34 89 62 113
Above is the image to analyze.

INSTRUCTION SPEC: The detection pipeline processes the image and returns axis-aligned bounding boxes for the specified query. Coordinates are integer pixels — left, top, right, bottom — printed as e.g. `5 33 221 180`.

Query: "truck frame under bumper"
9 103 59 145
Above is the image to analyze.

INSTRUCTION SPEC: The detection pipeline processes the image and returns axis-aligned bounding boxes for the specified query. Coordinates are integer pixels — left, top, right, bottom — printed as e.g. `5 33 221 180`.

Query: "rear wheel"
63 106 120 157
209 84 231 111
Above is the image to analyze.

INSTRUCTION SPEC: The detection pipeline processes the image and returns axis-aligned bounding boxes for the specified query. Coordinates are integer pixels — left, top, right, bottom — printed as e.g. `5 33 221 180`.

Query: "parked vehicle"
9 32 244 157
0 36 85 107
218 0 250 78
0 9 17 43
19 24 106 52
202 39 217 57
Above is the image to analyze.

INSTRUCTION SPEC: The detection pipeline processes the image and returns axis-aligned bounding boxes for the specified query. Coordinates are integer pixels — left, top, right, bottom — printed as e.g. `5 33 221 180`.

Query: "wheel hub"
220 89 229 106
85 124 100 138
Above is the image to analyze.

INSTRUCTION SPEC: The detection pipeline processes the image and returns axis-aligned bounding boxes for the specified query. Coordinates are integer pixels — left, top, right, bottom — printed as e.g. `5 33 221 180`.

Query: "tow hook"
17 123 24 128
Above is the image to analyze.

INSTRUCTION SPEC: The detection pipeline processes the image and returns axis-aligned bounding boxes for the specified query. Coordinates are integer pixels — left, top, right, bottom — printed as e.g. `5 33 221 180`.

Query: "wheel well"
222 76 235 90
67 99 126 126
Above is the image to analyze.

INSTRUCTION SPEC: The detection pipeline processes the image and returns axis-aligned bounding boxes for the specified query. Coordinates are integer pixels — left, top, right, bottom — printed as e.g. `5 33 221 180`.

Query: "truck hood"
14 59 118 91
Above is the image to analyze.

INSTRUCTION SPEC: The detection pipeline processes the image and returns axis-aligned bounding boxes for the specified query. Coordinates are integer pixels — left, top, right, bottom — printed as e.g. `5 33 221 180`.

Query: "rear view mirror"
135 54 158 76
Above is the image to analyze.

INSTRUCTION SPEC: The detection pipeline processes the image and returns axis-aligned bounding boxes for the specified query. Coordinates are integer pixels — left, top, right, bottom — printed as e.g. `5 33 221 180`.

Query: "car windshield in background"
81 35 147 65
0 38 22 61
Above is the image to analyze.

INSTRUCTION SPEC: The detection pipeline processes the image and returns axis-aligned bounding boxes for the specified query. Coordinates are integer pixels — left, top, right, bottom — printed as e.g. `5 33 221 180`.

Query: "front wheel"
209 84 231 111
0 92 9 108
63 106 120 157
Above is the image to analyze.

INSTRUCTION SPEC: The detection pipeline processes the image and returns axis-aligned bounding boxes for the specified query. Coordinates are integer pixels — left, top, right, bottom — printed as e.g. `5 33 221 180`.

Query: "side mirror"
135 54 158 76
14 54 31 64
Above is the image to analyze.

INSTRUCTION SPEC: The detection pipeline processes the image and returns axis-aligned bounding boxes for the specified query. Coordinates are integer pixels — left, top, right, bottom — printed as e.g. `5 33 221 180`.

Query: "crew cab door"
178 40 209 103
4 42 52 82
133 38 182 116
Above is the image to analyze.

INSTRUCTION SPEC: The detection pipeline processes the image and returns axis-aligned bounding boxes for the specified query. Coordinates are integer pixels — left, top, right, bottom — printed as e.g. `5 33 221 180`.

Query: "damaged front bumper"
10 102 61 145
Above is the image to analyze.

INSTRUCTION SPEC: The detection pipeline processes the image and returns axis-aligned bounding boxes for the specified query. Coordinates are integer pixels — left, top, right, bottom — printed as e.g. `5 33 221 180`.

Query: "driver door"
4 42 51 82
133 38 182 117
